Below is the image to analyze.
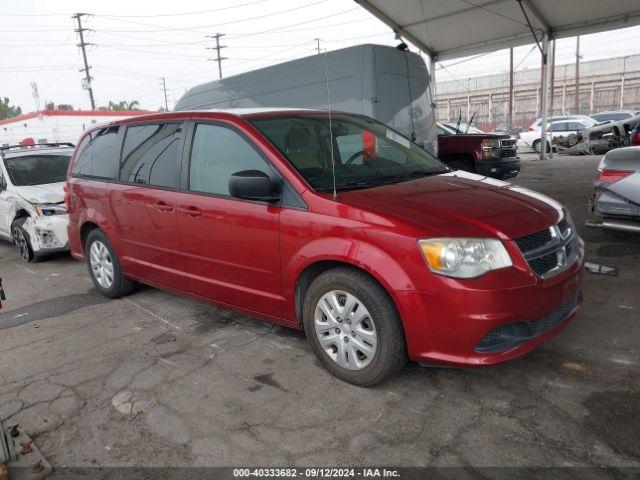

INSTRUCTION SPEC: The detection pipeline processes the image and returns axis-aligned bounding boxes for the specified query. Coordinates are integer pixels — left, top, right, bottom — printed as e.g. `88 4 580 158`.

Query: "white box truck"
174 44 437 154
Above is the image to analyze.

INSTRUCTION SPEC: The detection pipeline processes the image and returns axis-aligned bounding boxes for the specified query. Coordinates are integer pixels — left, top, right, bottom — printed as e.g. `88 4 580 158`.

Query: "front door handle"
179 205 202 217
153 200 174 212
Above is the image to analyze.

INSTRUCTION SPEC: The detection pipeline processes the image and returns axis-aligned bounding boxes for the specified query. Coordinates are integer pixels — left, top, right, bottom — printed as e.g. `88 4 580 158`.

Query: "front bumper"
28 214 70 253
394 242 585 366
475 157 521 179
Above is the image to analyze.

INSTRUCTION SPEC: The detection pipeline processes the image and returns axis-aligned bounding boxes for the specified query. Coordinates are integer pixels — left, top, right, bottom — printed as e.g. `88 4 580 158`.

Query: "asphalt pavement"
0 152 638 471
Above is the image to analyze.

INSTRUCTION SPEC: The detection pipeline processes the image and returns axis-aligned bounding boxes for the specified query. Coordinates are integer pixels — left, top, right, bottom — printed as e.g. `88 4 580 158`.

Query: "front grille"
476 295 580 353
529 252 558 276
500 148 517 158
501 139 517 148
558 218 570 236
514 218 579 278
515 229 552 253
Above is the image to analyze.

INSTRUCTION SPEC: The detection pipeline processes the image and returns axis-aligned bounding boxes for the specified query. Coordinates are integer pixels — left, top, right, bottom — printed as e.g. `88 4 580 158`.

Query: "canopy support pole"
539 31 550 161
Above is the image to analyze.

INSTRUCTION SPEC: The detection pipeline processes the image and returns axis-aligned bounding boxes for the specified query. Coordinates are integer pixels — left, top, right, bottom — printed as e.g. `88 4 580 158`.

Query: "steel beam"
539 32 550 161
353 0 437 57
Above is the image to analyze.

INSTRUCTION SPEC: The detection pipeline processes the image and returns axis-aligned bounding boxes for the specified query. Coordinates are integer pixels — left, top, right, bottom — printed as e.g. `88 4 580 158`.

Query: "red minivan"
66 109 584 386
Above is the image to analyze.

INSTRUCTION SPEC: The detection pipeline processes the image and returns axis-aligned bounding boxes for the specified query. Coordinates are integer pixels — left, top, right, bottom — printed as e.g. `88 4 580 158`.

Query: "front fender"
282 236 416 322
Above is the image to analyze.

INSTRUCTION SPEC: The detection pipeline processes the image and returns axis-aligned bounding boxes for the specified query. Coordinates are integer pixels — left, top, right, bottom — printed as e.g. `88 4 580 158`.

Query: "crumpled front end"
20 214 70 253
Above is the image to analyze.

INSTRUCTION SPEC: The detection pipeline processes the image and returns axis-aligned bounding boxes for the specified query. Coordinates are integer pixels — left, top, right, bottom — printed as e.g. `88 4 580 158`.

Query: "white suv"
519 119 593 153
0 143 73 262
527 115 597 132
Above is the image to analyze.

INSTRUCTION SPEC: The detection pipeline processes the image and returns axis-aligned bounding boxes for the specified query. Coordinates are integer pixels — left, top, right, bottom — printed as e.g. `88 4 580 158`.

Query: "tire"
533 139 550 153
11 218 35 263
85 229 136 298
302 267 407 386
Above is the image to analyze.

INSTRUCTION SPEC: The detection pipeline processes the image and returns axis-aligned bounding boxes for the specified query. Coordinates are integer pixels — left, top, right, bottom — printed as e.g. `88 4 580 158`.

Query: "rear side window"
119 123 182 188
72 126 119 179
189 123 269 196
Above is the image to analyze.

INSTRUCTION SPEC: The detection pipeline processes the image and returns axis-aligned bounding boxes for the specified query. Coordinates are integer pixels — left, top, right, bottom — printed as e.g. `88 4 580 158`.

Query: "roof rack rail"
0 142 75 152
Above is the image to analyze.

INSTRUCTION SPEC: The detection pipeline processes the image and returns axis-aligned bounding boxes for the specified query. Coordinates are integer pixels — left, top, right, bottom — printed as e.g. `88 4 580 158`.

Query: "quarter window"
119 123 182 188
72 126 119 179
189 124 269 196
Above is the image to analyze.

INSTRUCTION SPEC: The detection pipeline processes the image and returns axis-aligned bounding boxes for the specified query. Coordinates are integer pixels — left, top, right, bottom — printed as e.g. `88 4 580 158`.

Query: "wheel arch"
288 238 416 327
80 221 100 251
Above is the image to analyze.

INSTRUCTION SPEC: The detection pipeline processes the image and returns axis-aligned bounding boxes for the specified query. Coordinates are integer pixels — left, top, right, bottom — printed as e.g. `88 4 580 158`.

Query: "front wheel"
302 267 407 386
11 218 35 263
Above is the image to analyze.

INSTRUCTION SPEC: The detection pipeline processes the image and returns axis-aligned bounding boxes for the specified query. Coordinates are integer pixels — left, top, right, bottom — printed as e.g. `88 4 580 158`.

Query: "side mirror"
229 170 280 202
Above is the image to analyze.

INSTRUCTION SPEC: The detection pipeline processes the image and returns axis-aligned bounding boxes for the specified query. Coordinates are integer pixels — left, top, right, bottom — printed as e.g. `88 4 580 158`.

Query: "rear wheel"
302 267 406 386
85 229 136 298
533 139 550 153
11 218 35 263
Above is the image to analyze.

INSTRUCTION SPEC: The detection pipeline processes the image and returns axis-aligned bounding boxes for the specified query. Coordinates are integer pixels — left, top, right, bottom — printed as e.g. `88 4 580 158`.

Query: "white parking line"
123 298 182 331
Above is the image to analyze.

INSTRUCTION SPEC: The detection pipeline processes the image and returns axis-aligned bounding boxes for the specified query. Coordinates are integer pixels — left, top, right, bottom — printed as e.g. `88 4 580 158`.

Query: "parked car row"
1 108 585 386
516 111 640 155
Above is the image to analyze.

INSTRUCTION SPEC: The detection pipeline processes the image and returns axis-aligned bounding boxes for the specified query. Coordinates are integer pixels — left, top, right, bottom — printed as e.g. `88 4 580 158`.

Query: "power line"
69 15 376 36
100 0 268 18
226 7 361 39
95 0 328 33
72 12 96 110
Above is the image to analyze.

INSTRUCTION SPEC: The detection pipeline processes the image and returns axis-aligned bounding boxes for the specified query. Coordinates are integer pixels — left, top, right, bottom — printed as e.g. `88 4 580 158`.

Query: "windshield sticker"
386 130 410 149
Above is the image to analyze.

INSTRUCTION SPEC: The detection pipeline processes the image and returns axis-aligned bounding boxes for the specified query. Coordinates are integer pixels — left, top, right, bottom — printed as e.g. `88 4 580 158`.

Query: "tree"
0 97 22 120
108 100 141 111
44 101 55 110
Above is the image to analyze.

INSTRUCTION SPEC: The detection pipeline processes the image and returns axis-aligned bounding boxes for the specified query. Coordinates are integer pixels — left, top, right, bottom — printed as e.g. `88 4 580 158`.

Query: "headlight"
482 139 500 158
482 139 500 148
33 203 68 216
418 238 513 278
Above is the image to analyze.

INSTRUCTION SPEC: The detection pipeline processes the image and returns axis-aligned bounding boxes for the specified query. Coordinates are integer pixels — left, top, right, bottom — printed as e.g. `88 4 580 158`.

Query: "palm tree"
108 100 141 111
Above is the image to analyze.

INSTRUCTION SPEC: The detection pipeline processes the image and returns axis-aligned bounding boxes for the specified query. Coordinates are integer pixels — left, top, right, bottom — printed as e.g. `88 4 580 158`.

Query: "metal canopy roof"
355 0 640 61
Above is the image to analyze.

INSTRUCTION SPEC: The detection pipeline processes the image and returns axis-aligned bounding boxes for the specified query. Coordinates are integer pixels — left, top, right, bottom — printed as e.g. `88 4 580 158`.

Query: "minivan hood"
336 171 563 239
17 182 65 204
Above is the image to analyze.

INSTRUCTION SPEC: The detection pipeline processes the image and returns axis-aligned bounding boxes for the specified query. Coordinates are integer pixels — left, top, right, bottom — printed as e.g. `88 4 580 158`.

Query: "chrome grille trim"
515 220 580 279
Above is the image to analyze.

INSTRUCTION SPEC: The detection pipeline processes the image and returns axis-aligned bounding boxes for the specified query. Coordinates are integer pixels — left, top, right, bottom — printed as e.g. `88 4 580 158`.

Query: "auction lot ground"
1 152 639 470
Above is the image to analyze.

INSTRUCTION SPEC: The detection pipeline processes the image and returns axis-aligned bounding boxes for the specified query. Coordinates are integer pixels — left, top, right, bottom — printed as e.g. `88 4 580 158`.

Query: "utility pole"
160 77 169 111
314 38 321 54
72 13 96 110
549 39 556 117
574 35 580 114
206 33 227 79
508 46 513 129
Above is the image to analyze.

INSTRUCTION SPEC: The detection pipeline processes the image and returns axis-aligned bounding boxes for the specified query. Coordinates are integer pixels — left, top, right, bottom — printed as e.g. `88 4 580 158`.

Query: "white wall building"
0 109 155 146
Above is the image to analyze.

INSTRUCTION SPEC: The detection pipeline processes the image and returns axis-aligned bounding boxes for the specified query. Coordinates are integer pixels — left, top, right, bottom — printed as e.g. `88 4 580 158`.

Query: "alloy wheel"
89 240 114 289
314 290 378 370
12 226 30 262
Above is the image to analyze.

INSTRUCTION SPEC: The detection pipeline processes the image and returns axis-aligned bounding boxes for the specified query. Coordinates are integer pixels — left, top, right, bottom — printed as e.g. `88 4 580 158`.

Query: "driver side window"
189 123 270 197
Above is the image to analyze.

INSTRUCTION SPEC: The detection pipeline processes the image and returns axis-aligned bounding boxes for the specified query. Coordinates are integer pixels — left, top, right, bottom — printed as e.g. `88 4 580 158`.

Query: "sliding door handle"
178 206 202 217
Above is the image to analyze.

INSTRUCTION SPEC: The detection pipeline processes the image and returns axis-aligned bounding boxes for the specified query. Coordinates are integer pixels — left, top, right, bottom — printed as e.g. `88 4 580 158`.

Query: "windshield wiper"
383 170 440 183
316 180 380 193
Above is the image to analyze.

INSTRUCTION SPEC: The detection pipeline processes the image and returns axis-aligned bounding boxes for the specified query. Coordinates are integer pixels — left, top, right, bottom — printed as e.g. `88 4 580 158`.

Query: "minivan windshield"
4 154 71 186
251 114 448 192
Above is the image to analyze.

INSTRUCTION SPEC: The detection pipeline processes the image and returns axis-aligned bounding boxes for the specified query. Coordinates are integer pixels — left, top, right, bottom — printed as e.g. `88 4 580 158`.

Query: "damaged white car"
0 143 73 262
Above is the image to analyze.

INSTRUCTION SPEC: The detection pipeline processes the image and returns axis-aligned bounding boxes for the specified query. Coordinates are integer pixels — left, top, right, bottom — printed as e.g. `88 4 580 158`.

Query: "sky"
1 0 640 113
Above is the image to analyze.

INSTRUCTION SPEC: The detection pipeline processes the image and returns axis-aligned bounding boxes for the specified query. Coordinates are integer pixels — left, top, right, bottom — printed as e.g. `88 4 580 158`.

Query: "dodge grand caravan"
66 109 584 386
